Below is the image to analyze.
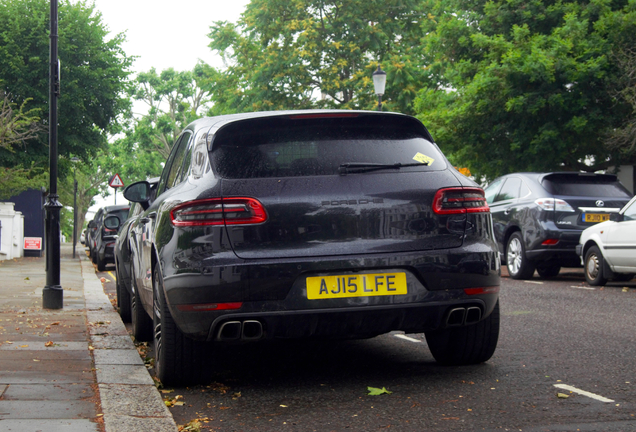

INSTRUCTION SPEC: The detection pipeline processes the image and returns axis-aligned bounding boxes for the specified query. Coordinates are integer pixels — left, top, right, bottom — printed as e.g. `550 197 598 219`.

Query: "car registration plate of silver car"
306 272 407 300
583 213 610 223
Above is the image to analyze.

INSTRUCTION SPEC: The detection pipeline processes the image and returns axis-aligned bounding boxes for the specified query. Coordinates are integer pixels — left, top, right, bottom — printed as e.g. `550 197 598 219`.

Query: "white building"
0 202 24 260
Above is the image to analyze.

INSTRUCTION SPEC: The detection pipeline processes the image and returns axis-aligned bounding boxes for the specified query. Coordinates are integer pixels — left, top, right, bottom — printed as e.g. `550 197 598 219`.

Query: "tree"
128 66 212 158
207 0 429 114
414 0 636 181
0 91 47 199
0 0 133 192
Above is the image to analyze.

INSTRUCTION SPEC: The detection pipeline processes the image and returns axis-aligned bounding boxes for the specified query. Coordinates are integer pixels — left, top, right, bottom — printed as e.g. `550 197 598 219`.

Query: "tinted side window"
167 132 192 189
157 132 191 195
484 179 504 204
495 178 521 202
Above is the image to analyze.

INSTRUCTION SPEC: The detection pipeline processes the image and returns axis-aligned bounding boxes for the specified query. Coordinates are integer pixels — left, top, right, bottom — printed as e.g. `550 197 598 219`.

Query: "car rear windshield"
542 174 631 198
210 114 445 179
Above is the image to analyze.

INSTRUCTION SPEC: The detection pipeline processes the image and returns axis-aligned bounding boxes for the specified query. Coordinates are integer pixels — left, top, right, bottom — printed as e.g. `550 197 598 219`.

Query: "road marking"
570 286 596 290
108 271 116 281
553 384 614 403
524 281 544 285
394 334 421 343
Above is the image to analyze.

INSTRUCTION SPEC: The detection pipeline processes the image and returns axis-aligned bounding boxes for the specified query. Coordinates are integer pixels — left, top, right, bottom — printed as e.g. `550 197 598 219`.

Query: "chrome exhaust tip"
242 320 263 340
446 308 466 326
217 321 242 341
465 307 482 324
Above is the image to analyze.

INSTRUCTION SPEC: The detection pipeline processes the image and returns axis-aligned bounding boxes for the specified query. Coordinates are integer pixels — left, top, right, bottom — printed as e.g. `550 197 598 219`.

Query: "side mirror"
104 215 121 230
610 212 624 222
87 220 95 228
124 181 151 209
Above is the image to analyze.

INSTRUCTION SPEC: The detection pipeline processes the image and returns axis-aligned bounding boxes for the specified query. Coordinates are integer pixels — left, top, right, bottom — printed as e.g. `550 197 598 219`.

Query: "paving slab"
90 335 135 350
0 341 88 351
0 369 94 384
104 416 177 432
1 384 95 400
0 400 96 419
95 364 155 385
93 349 144 366
99 384 171 417
0 419 99 432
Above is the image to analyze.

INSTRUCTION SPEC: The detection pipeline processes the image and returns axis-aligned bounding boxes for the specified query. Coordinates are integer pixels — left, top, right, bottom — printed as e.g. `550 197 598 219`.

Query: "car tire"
153 267 207 385
536 264 561 279
584 246 608 286
506 232 536 279
131 277 153 342
96 252 106 272
116 264 131 323
425 301 500 365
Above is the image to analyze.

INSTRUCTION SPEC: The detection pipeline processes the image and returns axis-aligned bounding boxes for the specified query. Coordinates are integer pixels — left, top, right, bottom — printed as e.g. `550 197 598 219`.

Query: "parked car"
113 177 160 322
86 219 96 258
484 172 632 279
80 229 85 245
90 205 130 271
117 110 501 385
577 194 636 285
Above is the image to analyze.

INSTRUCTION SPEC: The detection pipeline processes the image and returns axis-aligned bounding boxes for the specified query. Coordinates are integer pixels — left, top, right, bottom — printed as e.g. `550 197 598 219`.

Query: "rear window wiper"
339 162 428 175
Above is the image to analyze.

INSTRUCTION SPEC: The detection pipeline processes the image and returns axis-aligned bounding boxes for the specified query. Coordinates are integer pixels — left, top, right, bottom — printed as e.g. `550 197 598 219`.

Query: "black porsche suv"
116 110 501 384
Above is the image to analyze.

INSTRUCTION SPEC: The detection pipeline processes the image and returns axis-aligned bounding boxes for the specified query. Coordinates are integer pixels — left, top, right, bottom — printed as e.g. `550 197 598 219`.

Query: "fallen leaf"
622 287 629 293
33 359 40 362
161 389 175 394
24 277 30 280
368 386 393 396
51 322 60 326
557 393 569 399
20 344 29 348
45 341 54 347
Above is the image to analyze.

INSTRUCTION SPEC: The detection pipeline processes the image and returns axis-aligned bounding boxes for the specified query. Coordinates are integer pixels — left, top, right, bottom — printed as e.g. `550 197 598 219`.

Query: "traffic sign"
109 173 125 188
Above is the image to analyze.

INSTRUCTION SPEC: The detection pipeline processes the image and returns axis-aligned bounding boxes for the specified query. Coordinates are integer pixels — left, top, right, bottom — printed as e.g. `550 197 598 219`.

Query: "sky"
85 0 250 218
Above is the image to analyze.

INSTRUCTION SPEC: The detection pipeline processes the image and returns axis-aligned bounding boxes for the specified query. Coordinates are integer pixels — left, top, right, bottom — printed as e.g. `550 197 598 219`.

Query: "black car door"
488 177 523 254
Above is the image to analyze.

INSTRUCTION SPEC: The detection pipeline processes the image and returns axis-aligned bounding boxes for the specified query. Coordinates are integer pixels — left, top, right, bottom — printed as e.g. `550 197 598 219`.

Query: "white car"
577 194 636 285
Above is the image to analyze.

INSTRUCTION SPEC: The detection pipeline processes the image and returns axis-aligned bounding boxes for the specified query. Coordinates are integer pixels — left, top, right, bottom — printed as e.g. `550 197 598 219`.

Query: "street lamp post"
43 0 62 310
71 157 79 259
372 65 387 111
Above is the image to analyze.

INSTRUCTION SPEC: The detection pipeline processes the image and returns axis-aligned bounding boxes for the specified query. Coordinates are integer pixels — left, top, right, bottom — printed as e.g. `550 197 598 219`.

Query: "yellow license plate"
584 213 610 223
306 273 407 300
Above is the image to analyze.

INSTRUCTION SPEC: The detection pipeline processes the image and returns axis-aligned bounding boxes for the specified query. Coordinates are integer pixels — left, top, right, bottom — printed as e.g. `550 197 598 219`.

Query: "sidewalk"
0 244 177 432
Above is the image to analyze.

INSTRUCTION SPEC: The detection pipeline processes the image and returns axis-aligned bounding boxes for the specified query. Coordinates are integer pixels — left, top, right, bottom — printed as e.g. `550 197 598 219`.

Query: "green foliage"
414 0 636 181
0 91 45 152
128 66 212 158
207 0 430 114
0 0 133 199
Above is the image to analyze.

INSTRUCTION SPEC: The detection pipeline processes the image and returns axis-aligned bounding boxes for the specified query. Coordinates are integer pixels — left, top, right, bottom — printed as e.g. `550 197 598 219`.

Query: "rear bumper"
160 242 500 340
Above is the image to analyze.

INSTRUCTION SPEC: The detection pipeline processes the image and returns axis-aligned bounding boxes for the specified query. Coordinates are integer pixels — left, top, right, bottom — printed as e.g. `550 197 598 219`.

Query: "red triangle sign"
109 173 125 188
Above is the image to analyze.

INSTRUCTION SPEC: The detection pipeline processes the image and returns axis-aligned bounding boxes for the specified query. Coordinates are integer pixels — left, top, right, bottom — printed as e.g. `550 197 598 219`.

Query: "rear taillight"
433 188 490 215
176 302 243 312
541 239 559 246
171 198 267 227
534 198 575 212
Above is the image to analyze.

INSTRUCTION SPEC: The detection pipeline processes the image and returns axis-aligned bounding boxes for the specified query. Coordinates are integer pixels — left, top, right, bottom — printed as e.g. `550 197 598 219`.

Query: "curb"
80 258 178 432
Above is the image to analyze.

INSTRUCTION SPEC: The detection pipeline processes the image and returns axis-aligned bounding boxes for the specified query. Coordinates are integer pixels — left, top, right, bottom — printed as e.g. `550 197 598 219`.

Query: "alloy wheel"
507 237 522 275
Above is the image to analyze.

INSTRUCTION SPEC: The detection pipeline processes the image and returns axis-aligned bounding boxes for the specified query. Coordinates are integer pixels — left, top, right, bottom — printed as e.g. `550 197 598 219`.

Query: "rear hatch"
209 113 467 260
541 173 632 229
